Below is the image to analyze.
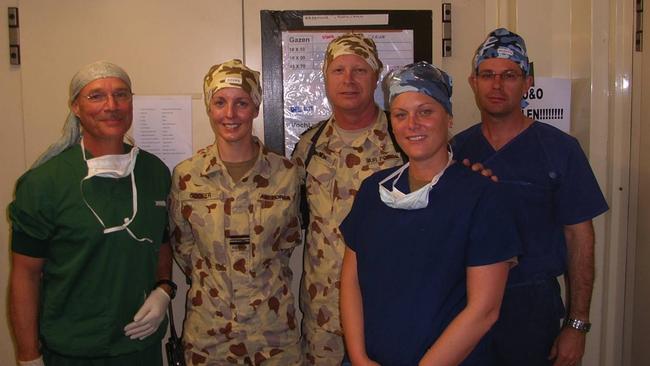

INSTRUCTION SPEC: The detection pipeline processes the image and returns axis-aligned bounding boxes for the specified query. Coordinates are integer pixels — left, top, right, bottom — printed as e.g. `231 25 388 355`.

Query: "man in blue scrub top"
452 28 609 366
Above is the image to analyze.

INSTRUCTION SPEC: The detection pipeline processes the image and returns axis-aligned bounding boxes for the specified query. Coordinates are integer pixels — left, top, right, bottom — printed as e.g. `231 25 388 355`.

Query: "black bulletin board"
260 10 433 155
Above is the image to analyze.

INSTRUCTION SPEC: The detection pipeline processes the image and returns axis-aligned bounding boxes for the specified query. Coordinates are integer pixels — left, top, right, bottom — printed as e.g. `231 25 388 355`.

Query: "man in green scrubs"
9 61 175 366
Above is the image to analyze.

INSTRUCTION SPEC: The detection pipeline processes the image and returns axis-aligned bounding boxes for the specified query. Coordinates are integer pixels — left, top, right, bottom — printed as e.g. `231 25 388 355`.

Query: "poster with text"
522 77 571 133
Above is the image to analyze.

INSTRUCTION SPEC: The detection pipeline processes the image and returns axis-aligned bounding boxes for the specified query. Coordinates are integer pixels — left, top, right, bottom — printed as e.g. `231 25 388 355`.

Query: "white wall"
19 0 245 164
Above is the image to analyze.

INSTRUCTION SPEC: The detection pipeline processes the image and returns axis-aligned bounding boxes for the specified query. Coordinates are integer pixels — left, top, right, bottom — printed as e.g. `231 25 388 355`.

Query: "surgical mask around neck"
379 150 453 210
80 140 152 243
82 140 139 179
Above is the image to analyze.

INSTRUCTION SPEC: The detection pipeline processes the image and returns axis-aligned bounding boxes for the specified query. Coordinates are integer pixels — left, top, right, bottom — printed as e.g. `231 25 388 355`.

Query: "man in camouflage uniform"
292 33 404 365
169 59 303 365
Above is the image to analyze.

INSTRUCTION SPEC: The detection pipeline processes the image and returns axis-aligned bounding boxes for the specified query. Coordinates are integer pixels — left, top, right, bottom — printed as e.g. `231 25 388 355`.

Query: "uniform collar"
315 108 391 153
200 136 272 181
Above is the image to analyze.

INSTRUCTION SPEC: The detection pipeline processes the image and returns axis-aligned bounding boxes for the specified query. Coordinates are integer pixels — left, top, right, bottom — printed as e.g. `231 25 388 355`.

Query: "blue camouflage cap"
384 61 453 115
473 28 530 75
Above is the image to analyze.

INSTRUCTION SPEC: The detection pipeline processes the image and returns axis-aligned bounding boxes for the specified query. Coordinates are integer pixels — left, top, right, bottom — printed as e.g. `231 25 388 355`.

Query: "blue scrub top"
341 163 521 366
452 121 608 285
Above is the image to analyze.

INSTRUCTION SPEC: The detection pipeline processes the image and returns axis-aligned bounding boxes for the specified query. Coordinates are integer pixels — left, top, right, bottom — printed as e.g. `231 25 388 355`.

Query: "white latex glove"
123 287 170 340
18 356 44 366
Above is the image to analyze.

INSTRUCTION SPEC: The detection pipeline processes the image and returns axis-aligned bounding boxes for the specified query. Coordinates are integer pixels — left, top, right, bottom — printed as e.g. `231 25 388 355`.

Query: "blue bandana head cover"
473 28 530 75
384 61 453 115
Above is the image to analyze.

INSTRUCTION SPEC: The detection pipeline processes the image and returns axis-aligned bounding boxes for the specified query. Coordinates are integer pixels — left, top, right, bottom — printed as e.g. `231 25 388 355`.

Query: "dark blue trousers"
489 278 565 366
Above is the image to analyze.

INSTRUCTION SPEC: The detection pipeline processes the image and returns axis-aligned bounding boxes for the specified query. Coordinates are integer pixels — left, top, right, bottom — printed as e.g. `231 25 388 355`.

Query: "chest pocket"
305 154 336 213
133 197 168 245
257 193 300 252
501 168 559 206
520 179 556 207
307 154 336 185
499 172 560 240
181 198 227 261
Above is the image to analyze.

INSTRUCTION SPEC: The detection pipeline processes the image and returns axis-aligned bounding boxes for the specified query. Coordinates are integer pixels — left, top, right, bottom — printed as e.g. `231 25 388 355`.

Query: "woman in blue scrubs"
339 62 521 366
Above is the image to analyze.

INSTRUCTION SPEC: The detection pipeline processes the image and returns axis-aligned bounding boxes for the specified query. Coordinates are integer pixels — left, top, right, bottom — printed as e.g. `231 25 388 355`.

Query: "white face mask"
80 140 152 243
83 142 139 179
379 150 453 210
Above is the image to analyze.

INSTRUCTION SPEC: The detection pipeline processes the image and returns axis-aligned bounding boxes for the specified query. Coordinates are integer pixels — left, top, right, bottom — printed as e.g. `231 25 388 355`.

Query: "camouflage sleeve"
168 167 194 276
278 166 302 250
290 134 309 185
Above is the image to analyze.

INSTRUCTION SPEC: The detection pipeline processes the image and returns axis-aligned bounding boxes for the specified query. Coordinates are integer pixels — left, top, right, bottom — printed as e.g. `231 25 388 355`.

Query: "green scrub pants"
43 341 162 366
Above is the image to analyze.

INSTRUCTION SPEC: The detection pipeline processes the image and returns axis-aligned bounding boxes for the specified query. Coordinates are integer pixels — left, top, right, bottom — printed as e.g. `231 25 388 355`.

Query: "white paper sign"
132 95 193 171
522 77 571 133
303 14 389 26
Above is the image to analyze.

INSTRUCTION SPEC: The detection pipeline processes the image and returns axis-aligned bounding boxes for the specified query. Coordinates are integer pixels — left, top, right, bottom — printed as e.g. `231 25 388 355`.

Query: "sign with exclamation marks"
522 77 571 133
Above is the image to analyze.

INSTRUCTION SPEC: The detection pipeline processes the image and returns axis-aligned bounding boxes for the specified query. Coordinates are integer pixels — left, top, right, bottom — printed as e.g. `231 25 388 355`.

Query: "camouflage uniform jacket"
169 138 302 365
292 111 404 336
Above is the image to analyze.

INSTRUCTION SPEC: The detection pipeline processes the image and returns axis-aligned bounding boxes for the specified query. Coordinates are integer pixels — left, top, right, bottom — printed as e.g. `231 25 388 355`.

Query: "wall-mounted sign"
522 77 571 133
133 95 193 172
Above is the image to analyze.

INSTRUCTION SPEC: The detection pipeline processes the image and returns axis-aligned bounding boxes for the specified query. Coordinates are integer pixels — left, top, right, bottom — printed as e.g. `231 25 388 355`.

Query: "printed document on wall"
132 95 193 171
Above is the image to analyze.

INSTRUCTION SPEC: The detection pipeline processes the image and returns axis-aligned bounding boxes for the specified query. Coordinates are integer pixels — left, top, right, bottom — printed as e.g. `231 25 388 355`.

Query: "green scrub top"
9 144 171 358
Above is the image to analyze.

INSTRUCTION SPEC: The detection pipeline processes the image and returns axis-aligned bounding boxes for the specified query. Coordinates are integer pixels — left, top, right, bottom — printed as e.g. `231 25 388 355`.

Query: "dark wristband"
154 279 177 299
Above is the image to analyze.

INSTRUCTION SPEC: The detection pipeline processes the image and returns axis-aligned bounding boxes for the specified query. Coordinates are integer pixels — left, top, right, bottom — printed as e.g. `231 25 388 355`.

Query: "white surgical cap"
31 61 132 168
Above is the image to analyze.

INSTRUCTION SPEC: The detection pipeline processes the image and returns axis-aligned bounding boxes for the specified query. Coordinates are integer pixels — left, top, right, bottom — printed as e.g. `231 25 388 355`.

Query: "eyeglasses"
476 70 524 82
83 90 133 104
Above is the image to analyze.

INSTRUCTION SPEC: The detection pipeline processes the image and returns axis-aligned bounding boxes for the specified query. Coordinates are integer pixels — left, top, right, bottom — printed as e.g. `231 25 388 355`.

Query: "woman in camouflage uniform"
169 59 302 365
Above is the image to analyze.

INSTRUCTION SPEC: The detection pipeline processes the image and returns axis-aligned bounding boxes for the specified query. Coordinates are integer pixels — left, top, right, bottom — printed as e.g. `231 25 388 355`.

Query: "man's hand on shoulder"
461 158 498 182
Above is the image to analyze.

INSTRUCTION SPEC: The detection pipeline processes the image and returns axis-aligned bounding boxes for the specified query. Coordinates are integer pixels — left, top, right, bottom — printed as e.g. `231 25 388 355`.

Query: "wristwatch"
565 317 591 333
154 279 177 299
